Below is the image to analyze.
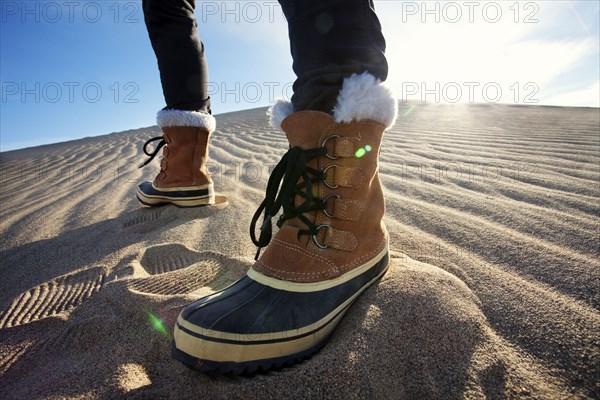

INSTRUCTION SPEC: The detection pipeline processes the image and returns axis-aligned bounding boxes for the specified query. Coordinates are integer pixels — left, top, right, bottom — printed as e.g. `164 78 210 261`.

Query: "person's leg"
137 0 216 207
143 0 211 113
281 0 388 113
172 0 397 373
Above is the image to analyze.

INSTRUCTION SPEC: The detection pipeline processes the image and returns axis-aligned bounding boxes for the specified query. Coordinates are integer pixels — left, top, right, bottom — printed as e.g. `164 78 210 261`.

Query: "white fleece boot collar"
267 99 296 131
156 109 216 132
267 72 397 130
333 72 397 128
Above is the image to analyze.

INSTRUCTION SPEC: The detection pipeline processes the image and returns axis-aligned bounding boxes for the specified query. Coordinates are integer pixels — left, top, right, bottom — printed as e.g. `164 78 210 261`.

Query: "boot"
137 110 216 207
172 73 397 373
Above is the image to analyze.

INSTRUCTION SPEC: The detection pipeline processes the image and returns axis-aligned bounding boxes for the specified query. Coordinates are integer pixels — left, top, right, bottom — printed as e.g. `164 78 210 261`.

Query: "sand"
0 104 598 399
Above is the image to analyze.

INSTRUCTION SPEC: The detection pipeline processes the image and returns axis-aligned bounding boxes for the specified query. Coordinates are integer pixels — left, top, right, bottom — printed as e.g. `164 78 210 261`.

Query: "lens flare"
147 311 169 338
355 145 372 158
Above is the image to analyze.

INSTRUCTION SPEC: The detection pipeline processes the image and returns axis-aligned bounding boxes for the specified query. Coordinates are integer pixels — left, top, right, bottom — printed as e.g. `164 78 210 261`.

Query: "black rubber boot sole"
172 332 333 375
136 181 214 208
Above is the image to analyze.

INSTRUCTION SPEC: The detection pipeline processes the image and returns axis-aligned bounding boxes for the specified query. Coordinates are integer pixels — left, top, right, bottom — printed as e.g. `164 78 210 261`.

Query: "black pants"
143 0 387 114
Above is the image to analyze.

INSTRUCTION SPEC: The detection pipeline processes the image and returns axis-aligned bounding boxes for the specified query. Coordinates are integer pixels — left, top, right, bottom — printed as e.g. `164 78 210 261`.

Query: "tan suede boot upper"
253 111 387 283
154 126 212 189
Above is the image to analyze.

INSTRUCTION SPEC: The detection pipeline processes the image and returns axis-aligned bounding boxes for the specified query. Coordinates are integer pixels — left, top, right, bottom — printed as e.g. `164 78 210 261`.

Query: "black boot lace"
138 136 166 168
250 145 332 260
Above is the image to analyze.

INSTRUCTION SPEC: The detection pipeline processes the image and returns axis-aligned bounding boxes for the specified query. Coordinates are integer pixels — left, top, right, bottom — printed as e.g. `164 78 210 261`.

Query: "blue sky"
1 0 599 151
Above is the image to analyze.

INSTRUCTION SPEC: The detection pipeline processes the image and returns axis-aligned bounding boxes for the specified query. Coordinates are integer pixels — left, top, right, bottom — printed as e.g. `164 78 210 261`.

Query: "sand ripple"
0 105 598 399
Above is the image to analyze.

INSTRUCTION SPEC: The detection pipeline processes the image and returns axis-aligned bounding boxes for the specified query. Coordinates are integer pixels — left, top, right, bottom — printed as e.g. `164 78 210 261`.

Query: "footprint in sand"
121 195 228 233
0 266 106 329
35 315 120 355
0 314 122 380
0 341 33 376
127 243 248 296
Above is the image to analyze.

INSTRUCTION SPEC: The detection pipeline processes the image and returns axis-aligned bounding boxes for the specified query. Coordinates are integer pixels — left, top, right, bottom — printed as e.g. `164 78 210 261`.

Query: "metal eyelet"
312 224 331 249
321 135 340 160
322 164 338 189
322 194 340 218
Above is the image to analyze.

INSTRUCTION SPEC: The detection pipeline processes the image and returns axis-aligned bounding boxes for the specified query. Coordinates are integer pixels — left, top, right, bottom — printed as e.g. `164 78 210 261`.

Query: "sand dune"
0 104 598 399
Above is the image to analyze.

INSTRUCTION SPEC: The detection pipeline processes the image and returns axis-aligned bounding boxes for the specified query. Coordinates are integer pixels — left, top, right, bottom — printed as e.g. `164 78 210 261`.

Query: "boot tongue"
281 111 334 149
277 110 334 233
